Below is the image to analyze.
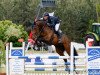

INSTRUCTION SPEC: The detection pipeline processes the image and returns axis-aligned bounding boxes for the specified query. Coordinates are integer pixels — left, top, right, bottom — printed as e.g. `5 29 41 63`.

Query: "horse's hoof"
52 51 55 53
75 71 79 74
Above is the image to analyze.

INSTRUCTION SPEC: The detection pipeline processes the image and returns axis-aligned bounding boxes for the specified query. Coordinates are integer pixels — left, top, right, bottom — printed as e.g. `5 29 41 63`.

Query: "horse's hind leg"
63 43 78 74
55 47 70 73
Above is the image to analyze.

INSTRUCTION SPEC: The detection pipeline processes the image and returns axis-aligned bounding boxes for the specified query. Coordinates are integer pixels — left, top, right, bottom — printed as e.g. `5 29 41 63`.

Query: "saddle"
47 23 62 43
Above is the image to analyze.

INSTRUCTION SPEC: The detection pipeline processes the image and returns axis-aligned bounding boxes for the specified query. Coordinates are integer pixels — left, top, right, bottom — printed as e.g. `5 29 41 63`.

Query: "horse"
32 20 78 73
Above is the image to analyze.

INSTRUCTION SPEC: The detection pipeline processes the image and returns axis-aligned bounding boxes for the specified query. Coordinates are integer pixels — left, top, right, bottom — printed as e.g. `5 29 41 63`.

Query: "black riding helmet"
43 12 49 17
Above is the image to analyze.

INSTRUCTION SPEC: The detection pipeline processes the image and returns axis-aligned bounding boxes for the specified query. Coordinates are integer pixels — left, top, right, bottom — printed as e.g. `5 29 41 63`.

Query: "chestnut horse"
32 20 78 72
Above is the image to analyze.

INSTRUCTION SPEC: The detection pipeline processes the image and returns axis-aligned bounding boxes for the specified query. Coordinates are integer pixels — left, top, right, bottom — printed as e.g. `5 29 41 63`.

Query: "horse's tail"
73 46 78 70
74 47 78 56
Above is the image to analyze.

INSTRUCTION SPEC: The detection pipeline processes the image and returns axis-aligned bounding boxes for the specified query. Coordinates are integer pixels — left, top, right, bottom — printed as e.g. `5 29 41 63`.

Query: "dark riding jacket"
44 16 60 28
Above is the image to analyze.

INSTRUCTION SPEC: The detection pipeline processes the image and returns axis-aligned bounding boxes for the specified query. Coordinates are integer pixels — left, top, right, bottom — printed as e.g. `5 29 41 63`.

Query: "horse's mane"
35 20 51 31
36 20 46 27
34 20 56 37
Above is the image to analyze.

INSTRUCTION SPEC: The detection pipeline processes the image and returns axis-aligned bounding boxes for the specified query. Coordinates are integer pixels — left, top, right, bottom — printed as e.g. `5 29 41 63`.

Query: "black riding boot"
56 30 62 43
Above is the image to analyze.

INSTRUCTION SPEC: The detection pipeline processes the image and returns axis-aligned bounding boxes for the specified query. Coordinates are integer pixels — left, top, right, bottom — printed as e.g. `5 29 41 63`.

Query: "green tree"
55 0 98 42
96 4 100 23
0 40 5 68
0 20 28 44
0 20 28 66
0 0 100 42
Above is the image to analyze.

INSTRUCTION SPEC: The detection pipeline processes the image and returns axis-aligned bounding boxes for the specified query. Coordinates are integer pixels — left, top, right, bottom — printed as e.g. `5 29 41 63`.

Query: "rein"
34 23 45 40
33 20 55 44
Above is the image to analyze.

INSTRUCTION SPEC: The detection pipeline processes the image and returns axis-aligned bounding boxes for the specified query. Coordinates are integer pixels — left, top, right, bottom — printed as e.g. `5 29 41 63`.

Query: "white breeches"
55 23 60 31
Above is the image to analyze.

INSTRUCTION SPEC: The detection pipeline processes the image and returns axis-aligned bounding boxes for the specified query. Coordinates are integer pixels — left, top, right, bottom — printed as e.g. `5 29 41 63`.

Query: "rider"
43 12 62 43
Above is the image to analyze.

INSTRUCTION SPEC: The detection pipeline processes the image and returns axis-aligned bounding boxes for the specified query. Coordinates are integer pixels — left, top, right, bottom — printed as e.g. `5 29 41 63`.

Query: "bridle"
32 20 55 44
32 21 46 40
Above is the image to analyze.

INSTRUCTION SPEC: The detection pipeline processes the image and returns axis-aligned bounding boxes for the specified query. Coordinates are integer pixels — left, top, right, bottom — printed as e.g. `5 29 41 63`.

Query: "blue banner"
11 49 23 56
88 48 100 56
88 69 100 75
88 48 100 75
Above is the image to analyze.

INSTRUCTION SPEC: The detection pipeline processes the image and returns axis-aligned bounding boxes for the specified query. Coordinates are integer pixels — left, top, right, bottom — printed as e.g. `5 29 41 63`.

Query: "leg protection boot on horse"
56 30 62 43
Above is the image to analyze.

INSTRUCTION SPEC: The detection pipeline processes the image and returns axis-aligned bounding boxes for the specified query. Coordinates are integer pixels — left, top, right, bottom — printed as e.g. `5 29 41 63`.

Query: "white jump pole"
6 43 9 75
70 42 74 75
26 42 34 51
26 42 30 51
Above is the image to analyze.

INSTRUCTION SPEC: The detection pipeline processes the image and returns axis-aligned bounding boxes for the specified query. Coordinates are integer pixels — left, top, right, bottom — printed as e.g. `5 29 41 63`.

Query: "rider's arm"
55 17 60 24
51 17 60 26
50 17 56 27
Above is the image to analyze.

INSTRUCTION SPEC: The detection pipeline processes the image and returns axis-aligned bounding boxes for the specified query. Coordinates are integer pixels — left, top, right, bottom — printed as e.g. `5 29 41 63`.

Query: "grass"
25 50 51 54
